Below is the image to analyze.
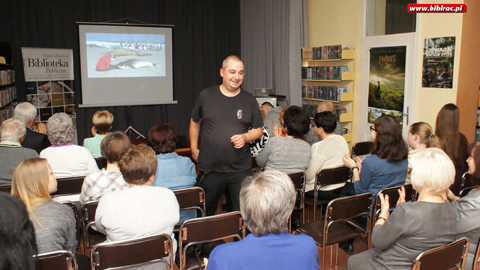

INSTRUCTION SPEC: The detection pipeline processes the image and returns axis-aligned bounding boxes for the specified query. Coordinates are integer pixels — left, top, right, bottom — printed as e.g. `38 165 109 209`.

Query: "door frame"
358 0 419 141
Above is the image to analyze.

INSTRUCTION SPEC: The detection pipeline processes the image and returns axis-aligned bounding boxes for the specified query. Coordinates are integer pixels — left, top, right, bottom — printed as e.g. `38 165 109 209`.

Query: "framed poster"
367 46 406 124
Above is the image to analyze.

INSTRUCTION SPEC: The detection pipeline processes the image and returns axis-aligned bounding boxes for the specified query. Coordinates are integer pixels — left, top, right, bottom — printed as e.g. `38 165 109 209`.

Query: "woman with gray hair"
206 171 320 270
347 148 458 270
40 113 99 178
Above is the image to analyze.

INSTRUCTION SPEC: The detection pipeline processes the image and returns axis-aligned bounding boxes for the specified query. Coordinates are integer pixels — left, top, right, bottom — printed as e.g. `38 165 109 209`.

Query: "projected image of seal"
116 59 158 69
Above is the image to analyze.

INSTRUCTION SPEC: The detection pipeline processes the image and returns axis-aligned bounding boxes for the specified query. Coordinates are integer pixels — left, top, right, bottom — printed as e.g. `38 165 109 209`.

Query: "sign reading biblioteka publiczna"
21 47 74 81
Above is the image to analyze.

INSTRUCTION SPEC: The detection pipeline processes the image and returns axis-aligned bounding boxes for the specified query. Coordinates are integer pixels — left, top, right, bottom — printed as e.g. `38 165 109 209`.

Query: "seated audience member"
406 122 438 184
147 124 196 224
262 101 283 137
447 142 480 270
272 107 288 137
305 101 343 145
95 145 179 251
83 110 114 158
40 113 99 178
0 117 38 183
10 158 77 256
255 106 311 174
80 131 131 205
14 102 51 153
206 171 320 270
434 103 468 195
0 192 37 270
304 111 349 200
250 104 270 156
342 115 408 197
347 148 457 270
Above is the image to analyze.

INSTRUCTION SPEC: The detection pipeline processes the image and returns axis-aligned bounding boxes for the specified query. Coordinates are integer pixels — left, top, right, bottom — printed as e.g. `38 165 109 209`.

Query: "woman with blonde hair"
405 122 438 183
11 158 76 255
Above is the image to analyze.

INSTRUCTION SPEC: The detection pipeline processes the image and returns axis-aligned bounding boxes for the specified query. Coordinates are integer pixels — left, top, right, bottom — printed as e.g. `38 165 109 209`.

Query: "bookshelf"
0 46 17 124
301 46 355 143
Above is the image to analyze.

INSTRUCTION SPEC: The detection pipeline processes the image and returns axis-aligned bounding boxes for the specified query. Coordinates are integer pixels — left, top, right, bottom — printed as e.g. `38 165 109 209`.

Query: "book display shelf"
301 46 355 143
0 59 16 124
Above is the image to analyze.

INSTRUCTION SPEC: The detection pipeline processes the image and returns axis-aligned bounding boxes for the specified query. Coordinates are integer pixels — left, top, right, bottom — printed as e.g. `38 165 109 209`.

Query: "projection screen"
77 23 176 107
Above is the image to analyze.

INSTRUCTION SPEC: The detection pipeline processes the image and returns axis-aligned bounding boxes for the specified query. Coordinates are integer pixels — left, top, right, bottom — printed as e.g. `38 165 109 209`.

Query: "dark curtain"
0 0 241 143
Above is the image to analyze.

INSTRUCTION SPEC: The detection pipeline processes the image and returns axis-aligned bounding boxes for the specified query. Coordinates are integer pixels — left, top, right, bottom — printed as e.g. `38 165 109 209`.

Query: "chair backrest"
474 238 480 270
459 172 475 192
316 166 351 187
326 192 373 222
90 234 173 270
288 172 306 191
459 186 476 198
81 200 99 224
94 157 107 170
179 211 244 267
35 250 78 270
173 187 206 217
0 184 11 193
412 237 469 270
351 141 373 158
51 176 85 197
372 184 414 224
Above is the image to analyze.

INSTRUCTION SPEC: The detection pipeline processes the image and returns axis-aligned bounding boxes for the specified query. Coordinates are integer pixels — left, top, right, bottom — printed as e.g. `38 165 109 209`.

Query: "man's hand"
35 123 47 134
231 134 246 149
191 148 200 162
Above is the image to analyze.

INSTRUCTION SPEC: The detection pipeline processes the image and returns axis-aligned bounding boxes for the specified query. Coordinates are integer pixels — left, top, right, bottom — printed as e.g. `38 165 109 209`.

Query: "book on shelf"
302 66 349 80
302 44 349 60
338 87 348 101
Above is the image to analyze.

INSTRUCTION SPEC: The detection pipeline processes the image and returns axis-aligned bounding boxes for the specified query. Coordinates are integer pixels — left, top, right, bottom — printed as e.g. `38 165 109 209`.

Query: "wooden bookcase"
301 48 355 143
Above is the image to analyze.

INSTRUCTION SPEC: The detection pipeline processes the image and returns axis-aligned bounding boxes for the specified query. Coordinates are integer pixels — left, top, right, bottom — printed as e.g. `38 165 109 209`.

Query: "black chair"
173 187 206 232
51 176 85 197
304 166 351 221
370 184 413 248
81 201 106 255
411 237 469 270
35 250 78 270
473 238 480 270
459 172 475 192
297 192 373 270
178 211 245 270
90 233 174 270
94 157 107 170
459 186 476 198
351 141 373 158
288 172 306 233
0 184 11 193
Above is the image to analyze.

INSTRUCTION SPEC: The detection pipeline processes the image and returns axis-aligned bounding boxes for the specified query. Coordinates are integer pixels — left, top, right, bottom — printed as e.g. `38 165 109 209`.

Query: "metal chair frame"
288 172 306 233
305 166 351 221
90 234 174 270
412 237 470 270
35 250 78 270
297 192 373 270
178 211 245 270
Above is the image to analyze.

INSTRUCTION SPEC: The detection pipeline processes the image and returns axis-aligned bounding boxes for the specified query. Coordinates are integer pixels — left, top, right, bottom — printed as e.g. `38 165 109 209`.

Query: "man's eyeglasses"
370 126 376 132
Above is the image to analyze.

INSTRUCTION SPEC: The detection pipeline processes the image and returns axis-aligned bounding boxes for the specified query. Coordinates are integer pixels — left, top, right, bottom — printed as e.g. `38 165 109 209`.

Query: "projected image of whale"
86 33 166 78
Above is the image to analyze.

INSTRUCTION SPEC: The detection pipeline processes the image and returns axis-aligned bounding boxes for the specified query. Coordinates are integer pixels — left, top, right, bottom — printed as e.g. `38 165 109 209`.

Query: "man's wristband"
351 166 359 172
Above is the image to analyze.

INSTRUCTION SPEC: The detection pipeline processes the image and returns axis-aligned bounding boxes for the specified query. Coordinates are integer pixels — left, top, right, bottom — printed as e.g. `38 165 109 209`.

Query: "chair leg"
335 243 339 266
322 245 326 270
330 245 333 268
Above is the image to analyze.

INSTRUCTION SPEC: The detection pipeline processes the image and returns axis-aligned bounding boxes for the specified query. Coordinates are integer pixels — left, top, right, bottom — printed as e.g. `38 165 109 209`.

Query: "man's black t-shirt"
191 85 263 172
